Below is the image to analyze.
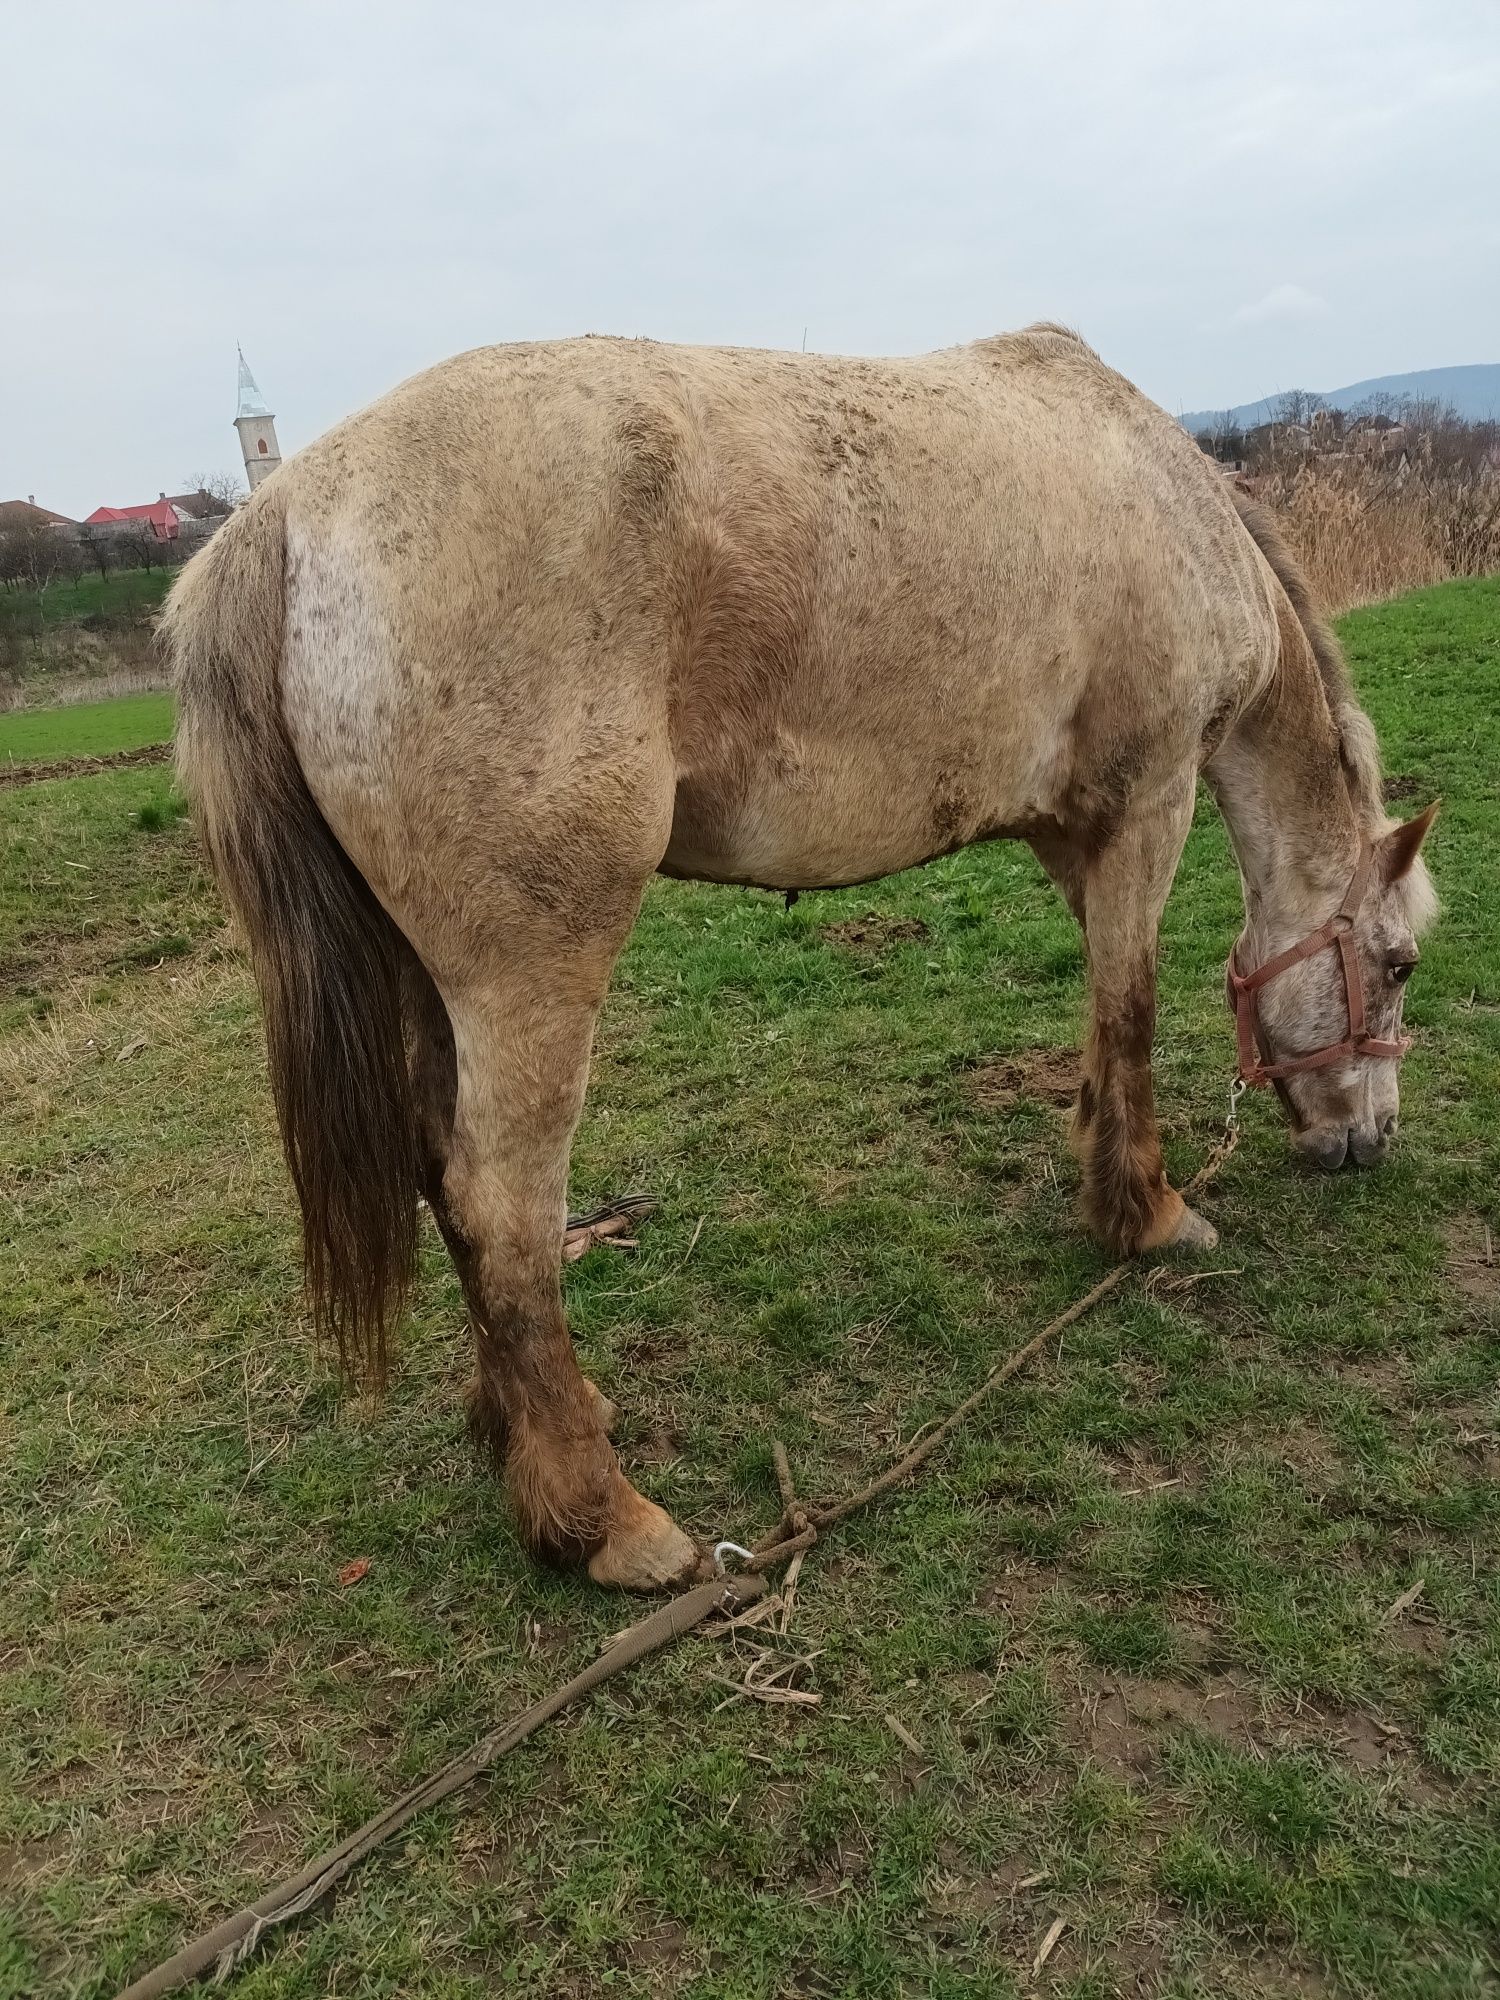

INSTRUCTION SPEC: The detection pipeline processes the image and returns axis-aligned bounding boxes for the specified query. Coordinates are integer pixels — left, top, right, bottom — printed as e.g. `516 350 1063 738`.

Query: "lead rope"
116 1096 1243 2000
729 1079 1245 1576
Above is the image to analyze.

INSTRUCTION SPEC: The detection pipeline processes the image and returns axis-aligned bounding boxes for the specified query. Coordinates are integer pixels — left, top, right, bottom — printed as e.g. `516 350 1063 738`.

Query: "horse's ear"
1378 800 1439 883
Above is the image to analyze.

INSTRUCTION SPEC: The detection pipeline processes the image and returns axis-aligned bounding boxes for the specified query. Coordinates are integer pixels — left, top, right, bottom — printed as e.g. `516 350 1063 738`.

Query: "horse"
165 325 1437 1591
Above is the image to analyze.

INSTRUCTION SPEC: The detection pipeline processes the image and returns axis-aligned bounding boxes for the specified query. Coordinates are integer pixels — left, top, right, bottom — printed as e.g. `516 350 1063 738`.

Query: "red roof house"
83 497 182 541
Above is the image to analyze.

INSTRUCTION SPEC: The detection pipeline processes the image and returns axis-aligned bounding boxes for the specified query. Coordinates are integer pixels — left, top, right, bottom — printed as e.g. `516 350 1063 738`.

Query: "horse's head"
1230 804 1438 1171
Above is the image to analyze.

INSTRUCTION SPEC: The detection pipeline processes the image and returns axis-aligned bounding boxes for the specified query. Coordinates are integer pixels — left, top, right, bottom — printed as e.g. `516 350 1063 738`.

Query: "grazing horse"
166 326 1437 1590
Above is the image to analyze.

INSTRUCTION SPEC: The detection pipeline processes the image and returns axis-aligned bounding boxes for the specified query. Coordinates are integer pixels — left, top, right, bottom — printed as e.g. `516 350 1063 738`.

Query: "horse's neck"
1207 658 1363 954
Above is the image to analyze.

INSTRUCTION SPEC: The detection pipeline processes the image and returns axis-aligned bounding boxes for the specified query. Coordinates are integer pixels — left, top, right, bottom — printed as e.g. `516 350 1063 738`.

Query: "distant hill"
1178 364 1500 434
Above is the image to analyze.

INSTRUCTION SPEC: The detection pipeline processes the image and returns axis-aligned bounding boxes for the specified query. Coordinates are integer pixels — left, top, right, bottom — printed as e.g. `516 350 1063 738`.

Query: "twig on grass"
1144 1265 1244 1296
778 1547 806 1634
1384 1578 1426 1623
1032 1915 1067 1974
712 1646 823 1710
884 1712 925 1756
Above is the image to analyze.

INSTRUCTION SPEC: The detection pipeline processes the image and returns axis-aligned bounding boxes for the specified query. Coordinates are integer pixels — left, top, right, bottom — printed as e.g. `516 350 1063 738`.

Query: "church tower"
234 348 282 490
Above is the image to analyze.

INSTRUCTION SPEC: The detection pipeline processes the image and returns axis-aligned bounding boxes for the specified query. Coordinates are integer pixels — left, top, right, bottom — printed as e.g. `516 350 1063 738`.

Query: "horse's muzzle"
1297 1119 1395 1172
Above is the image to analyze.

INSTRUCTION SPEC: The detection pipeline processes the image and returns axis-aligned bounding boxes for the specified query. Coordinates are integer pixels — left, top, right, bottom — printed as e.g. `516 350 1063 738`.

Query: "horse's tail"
163 491 420 1387
1228 487 1383 807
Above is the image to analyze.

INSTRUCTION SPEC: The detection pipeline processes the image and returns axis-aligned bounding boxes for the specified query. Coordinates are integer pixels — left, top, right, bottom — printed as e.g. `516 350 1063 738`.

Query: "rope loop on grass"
115 1095 1245 2000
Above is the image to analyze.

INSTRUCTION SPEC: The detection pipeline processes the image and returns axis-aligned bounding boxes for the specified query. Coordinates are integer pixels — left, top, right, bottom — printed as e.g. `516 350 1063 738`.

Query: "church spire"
235 345 272 420
233 347 281 489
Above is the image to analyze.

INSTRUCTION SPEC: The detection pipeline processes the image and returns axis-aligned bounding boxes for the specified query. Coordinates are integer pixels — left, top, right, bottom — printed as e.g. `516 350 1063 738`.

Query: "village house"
83 496 185 542
82 489 234 543
0 497 78 533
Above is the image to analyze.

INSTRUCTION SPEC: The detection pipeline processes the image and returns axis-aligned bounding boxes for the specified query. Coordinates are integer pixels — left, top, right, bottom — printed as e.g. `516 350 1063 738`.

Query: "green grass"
1 578 1497 1999
0 567 175 631
0 691 175 764
0 759 205 1033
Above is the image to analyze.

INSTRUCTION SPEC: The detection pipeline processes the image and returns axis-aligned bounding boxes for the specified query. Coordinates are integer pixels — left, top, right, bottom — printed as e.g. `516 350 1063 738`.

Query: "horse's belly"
660 738 1041 890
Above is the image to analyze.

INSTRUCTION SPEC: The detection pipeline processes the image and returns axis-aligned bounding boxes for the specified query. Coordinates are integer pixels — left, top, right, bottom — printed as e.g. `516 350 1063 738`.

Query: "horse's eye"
1390 960 1416 986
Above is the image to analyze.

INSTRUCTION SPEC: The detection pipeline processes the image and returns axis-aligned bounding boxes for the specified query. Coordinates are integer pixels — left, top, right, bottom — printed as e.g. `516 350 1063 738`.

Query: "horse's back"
261 331 1280 895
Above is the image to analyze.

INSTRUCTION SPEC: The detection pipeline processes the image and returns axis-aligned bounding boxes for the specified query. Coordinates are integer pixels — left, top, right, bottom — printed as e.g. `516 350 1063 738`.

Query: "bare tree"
1269 388 1325 430
78 524 120 584
1192 410 1247 466
1213 409 1246 462
180 470 244 517
124 521 172 573
0 520 80 601
1352 390 1405 425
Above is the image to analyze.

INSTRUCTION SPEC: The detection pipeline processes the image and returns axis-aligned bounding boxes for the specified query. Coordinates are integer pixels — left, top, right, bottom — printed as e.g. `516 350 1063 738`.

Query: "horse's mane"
1231 490 1437 933
1229 490 1386 827
978 322 1103 367
1018 320 1099 354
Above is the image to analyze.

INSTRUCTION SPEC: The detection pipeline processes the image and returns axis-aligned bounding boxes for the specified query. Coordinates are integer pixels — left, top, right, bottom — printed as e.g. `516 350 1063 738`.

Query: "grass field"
0 568 176 633
1 572 173 716
1 579 1497 1999
0 690 174 764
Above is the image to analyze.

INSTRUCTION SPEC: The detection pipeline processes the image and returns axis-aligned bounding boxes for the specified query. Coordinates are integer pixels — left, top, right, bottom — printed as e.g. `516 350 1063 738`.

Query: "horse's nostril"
1382 1114 1399 1139
1298 1128 1350 1172
1349 1124 1392 1169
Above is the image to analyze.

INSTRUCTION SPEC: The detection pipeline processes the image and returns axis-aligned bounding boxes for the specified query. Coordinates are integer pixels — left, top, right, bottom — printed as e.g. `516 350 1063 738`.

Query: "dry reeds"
1247 460 1500 616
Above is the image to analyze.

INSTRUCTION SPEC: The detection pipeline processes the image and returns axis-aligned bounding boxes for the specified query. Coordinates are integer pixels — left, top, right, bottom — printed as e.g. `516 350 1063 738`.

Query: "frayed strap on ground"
114 1122 1239 1999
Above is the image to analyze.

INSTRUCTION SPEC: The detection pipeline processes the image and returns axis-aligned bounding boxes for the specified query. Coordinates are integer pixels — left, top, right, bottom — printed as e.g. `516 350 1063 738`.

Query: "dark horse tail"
163 490 420 1386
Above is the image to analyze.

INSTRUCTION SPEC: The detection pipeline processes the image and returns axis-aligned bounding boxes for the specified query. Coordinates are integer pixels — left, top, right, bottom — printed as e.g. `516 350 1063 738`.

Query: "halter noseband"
1229 840 1411 1092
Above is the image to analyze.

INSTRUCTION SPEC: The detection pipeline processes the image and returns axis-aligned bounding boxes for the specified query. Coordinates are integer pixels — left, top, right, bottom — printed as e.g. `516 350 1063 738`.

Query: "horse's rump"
164 495 425 1386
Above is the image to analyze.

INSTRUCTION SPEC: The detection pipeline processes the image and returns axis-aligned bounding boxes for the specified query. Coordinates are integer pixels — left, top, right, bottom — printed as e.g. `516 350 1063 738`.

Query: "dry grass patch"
962 1046 1079 1110
1255 461 1500 615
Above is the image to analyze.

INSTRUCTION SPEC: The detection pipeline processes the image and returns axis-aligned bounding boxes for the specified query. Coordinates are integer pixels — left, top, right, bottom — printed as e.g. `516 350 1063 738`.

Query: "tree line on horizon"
1193 388 1500 479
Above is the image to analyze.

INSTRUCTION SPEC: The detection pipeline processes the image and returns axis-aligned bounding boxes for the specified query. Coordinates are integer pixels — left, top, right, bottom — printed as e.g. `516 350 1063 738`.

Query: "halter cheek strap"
1228 840 1412 1089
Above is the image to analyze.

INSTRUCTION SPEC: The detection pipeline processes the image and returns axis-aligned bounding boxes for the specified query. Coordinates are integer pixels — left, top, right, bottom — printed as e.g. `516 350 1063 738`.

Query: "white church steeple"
234 348 282 490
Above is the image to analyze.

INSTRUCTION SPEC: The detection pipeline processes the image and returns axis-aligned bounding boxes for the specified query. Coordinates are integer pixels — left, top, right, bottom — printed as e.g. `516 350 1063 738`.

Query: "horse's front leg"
1072 783 1218 1255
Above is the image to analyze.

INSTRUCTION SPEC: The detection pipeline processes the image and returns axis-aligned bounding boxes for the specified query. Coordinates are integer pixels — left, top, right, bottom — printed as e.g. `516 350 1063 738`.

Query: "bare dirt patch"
1387 1616 1447 1666
1064 1664 1451 1808
977 1565 1055 1623
0 1830 71 1891
963 1047 1079 1110
1442 1213 1498 1304
1278 1702 1454 1805
1069 1672 1265 1780
820 913 930 950
0 742 172 789
1449 1403 1500 1478
1102 1447 1192 1497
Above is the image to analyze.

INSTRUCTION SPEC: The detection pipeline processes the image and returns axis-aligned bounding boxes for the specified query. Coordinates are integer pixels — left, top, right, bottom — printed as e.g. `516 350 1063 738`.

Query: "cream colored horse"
166 326 1436 1590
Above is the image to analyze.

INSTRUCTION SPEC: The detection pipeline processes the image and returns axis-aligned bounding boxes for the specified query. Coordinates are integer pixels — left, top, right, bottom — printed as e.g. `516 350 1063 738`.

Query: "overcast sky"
5 2 1498 517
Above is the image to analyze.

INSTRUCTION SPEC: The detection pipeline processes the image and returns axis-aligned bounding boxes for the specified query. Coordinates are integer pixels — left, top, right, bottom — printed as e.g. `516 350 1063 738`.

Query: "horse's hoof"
584 1379 620 1437
587 1486 698 1592
1165 1203 1219 1254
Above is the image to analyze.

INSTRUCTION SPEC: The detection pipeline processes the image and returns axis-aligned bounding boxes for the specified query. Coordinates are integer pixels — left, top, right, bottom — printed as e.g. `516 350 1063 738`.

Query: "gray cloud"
4 1 1497 516
1230 285 1333 327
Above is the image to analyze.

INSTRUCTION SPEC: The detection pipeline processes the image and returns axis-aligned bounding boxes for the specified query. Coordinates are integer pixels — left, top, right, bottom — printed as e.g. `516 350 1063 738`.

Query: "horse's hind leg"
427 927 696 1591
1074 781 1218 1256
404 956 618 1440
